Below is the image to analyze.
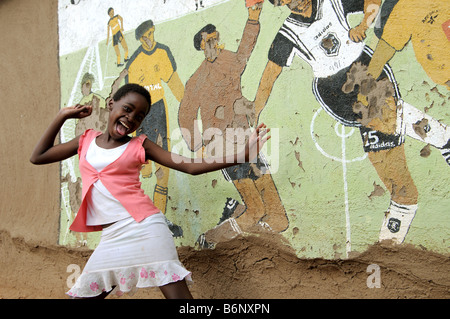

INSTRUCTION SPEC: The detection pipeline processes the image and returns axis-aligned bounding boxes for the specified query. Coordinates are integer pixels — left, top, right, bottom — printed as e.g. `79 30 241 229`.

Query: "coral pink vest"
70 129 160 232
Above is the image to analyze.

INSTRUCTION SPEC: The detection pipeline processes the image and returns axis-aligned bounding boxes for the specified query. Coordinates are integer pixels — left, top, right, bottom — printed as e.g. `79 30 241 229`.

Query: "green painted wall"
58 0 449 259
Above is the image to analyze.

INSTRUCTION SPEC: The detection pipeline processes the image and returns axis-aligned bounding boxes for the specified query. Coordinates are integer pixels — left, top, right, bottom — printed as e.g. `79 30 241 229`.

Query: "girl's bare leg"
159 279 193 299
69 281 194 299
68 287 115 299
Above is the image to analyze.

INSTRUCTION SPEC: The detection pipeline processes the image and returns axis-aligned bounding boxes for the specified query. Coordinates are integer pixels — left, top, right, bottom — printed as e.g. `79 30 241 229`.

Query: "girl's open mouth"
116 120 130 136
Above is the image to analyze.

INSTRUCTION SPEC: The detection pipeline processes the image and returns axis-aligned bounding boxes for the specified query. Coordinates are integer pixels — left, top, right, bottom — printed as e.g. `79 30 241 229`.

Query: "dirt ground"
0 0 448 303
0 230 448 299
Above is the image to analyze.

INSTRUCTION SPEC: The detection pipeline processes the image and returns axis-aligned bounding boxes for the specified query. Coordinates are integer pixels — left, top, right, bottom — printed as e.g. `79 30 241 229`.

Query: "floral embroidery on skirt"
67 213 192 298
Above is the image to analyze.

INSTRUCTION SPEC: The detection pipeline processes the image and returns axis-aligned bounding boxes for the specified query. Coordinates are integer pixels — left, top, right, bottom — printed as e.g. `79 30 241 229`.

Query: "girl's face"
107 92 149 140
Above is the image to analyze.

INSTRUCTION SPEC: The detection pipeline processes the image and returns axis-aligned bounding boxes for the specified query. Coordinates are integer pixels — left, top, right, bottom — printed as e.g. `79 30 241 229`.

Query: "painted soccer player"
125 20 185 236
368 0 449 91
179 1 289 247
106 8 129 67
367 0 450 164
253 0 449 244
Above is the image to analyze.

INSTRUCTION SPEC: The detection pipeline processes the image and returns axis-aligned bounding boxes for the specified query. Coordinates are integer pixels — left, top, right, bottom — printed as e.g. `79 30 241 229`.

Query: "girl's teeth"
119 121 129 129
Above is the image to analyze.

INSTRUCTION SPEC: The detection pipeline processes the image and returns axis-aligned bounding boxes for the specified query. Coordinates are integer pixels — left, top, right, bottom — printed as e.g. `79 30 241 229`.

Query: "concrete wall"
2 0 448 259
0 0 60 245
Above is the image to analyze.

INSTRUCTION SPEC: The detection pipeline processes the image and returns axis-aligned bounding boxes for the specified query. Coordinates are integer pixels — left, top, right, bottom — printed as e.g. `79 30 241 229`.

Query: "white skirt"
66 212 192 298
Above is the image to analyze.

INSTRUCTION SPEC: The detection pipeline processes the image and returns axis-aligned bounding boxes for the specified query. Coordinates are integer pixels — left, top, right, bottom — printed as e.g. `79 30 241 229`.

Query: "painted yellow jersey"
382 0 449 88
125 43 176 103
108 15 122 36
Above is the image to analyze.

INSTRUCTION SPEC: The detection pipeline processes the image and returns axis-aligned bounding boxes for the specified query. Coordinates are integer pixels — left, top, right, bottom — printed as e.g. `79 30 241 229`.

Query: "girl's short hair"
113 83 152 115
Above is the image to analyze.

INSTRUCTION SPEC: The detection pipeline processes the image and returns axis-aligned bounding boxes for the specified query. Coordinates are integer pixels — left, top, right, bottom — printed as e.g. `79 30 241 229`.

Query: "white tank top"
85 138 131 226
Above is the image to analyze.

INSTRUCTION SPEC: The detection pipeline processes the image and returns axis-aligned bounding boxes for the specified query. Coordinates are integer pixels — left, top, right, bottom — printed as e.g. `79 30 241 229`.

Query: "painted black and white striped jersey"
269 0 365 78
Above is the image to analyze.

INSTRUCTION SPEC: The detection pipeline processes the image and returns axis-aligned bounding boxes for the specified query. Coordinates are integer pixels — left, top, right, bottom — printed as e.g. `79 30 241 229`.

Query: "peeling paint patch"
413 118 431 139
290 137 300 146
343 62 397 134
294 151 305 172
420 144 431 158
368 182 385 200
232 96 255 128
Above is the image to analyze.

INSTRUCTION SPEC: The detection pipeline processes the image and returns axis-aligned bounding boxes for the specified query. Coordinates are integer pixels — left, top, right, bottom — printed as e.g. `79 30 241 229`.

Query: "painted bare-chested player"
179 1 289 247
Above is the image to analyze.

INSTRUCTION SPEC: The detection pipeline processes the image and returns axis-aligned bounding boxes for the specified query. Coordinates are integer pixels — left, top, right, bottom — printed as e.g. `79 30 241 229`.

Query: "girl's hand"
30 104 90 165
59 104 93 119
246 123 270 162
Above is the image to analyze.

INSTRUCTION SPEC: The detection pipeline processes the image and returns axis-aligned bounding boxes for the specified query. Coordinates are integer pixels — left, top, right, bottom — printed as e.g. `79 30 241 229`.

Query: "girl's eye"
123 106 131 112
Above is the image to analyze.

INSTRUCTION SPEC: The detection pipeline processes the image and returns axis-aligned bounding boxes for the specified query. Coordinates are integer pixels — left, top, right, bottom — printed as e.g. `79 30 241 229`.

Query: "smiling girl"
30 83 270 299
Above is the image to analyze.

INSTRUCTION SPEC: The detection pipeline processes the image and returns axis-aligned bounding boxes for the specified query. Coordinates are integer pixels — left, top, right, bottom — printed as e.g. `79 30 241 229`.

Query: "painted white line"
95 42 104 90
310 107 368 258
337 123 352 257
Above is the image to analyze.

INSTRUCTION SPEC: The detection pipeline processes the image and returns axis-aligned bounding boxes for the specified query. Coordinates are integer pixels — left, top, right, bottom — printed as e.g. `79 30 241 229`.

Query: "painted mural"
58 0 449 259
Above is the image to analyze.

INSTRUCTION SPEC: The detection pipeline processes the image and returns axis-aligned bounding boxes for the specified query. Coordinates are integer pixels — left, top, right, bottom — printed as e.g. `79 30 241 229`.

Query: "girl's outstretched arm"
144 123 270 175
30 104 92 165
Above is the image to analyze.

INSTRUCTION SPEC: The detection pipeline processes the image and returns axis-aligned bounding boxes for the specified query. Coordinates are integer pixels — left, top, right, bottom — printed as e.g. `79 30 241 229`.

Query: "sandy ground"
0 230 448 299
